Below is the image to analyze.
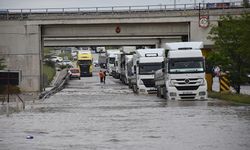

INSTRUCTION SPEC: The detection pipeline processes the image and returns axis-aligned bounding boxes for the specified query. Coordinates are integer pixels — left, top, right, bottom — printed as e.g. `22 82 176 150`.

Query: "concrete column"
0 21 41 92
189 16 217 46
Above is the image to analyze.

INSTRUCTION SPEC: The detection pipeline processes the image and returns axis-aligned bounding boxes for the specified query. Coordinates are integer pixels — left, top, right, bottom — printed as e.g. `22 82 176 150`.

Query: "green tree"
0 58 6 70
243 0 250 8
208 14 250 94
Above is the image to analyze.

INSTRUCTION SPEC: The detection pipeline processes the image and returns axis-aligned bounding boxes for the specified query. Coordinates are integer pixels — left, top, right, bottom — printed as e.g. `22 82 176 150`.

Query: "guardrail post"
112 7 114 14
78 8 80 14
147 5 150 13
29 9 31 15
46 9 48 16
21 9 23 19
129 6 131 14
7 9 9 20
96 7 98 14
62 8 65 15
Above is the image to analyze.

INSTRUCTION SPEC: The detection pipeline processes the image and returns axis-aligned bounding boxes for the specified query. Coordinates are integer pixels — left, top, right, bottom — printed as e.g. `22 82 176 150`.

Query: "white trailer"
130 48 164 94
155 42 207 100
121 55 133 84
119 47 136 84
106 49 120 76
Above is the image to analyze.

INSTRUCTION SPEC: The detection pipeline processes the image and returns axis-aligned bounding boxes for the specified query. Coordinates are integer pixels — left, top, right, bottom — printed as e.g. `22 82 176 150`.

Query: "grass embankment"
208 91 250 104
43 64 56 86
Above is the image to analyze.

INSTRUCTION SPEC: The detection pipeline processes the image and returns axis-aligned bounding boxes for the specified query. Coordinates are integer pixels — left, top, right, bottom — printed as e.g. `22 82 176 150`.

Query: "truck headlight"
139 80 144 85
199 91 206 96
170 92 177 96
169 80 175 87
199 79 205 86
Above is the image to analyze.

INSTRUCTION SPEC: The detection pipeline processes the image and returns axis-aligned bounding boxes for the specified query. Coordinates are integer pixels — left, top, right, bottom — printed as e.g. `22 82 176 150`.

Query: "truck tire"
132 85 138 94
156 86 160 97
163 87 167 99
160 87 164 98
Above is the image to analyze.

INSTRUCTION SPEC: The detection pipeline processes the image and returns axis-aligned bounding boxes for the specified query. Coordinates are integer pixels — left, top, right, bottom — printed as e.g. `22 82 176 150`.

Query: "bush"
43 64 56 87
0 85 21 94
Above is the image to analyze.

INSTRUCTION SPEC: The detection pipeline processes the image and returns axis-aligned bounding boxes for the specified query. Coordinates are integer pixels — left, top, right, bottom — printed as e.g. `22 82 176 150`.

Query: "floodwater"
0 69 250 150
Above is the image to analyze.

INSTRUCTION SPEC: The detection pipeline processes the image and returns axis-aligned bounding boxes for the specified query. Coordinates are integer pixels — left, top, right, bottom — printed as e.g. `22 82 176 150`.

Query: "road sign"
0 70 21 86
199 15 209 28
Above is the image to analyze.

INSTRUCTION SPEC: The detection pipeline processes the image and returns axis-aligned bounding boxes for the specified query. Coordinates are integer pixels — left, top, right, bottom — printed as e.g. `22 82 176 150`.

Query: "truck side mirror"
162 68 165 73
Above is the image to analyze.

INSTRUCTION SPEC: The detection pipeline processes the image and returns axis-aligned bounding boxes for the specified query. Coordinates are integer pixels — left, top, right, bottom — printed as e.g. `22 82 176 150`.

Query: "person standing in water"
103 70 106 84
98 70 104 83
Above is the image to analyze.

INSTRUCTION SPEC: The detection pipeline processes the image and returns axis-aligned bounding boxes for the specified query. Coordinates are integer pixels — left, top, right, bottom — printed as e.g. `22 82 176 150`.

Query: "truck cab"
106 49 120 76
155 42 207 100
131 48 164 94
77 50 93 77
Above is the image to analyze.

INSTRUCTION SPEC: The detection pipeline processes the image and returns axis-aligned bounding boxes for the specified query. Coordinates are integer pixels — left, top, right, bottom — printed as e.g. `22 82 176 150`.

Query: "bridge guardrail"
0 1 246 20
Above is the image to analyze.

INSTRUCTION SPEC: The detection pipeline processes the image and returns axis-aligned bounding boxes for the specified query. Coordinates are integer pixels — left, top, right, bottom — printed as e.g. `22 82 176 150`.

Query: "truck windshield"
139 63 162 75
78 60 92 65
168 58 204 73
109 57 115 64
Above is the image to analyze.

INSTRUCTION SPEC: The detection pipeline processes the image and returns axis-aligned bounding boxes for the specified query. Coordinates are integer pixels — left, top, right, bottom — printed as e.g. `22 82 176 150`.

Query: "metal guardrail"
0 1 246 20
39 69 69 100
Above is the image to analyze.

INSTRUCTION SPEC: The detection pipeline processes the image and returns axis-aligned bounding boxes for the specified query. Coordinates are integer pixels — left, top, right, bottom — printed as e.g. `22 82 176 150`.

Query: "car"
50 56 63 62
58 60 73 67
69 68 81 80
93 60 99 67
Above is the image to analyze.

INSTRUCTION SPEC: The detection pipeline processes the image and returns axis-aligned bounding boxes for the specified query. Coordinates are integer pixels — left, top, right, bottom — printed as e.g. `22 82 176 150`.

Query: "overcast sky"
0 0 232 9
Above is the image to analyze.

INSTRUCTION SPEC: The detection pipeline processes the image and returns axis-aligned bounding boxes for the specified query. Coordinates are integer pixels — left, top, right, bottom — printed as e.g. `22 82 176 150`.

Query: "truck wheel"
132 85 138 94
160 87 163 98
128 83 132 89
156 86 160 97
163 87 167 99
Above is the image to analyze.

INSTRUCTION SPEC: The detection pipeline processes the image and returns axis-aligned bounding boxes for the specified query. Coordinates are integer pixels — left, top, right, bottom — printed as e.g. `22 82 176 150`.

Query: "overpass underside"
42 23 188 47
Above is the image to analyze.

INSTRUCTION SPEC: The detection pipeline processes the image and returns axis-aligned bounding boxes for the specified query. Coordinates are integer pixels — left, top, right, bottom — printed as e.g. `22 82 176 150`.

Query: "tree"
0 58 6 70
243 0 250 8
208 14 250 94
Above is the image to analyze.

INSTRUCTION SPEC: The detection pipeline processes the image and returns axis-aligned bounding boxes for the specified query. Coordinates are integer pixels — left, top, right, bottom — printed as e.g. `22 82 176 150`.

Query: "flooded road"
0 70 250 150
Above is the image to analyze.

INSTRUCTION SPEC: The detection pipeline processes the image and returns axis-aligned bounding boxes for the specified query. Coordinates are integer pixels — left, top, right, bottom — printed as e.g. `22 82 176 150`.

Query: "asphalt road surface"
0 68 250 150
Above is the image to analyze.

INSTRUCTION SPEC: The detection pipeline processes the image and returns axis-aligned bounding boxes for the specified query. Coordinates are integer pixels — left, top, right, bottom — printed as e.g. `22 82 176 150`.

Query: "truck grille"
142 79 155 87
176 86 199 91
172 78 202 90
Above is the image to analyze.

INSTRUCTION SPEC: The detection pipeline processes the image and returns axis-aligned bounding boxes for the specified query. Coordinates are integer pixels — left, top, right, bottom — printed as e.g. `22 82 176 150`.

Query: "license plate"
183 92 193 94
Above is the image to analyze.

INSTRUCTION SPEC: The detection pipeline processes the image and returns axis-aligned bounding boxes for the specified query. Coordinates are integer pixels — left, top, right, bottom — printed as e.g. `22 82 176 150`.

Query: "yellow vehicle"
77 50 93 77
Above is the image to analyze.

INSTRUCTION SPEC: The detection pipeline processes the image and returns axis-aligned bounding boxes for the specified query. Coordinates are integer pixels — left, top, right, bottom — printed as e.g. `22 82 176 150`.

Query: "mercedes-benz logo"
184 79 190 84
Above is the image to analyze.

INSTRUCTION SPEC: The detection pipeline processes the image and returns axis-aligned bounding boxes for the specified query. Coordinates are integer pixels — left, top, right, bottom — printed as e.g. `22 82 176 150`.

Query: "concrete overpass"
0 3 249 92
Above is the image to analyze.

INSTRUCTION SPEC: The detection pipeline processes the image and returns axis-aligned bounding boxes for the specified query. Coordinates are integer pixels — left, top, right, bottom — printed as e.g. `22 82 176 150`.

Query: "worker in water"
98 70 104 83
103 70 107 84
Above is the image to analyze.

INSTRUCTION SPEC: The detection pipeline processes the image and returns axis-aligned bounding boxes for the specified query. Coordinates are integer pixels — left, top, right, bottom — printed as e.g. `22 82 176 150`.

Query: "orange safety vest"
99 72 104 78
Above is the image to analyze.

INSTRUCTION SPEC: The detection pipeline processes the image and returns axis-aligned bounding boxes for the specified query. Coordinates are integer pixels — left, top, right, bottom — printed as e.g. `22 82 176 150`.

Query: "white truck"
130 48 165 94
119 46 136 84
112 53 122 79
121 55 134 84
154 42 207 100
96 47 106 53
106 49 120 76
